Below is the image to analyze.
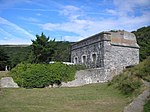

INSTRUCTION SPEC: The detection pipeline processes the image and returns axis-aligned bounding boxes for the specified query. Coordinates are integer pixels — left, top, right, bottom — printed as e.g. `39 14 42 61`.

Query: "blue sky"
0 0 150 44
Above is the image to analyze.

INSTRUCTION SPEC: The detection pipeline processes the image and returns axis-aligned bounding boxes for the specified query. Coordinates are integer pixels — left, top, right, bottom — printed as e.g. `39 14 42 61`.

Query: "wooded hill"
132 26 150 61
0 41 72 69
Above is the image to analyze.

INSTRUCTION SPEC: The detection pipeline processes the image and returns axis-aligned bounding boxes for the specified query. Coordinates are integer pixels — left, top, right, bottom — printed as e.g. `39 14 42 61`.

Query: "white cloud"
6 1 145 42
20 17 40 23
113 0 150 16
0 17 35 44
41 18 117 41
40 2 150 42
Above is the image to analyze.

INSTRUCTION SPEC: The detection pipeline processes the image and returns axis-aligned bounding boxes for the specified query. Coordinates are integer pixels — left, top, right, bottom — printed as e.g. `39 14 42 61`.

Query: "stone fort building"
63 31 139 87
66 31 139 86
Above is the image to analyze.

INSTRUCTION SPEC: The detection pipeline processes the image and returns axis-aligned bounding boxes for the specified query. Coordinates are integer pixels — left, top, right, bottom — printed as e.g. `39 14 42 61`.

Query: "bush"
108 57 150 95
133 56 150 82
109 71 142 95
9 62 81 88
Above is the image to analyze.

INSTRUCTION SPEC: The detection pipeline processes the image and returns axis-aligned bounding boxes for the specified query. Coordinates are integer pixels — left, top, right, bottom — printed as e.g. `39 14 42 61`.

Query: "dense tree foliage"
52 41 72 62
0 41 72 68
132 26 150 61
0 45 31 68
31 33 56 63
0 47 10 70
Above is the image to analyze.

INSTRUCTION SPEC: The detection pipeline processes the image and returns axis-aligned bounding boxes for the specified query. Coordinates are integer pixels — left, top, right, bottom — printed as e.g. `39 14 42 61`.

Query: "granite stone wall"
69 31 140 86
71 41 104 68
103 40 139 76
61 68 106 87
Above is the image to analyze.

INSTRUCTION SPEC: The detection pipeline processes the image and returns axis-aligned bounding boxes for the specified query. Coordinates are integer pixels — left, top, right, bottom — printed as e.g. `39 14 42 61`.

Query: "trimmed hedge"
10 62 85 88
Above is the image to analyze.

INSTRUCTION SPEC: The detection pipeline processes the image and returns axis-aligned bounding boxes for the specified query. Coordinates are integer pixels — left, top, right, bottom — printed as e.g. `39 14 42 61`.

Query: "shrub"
109 71 142 95
108 57 149 95
133 56 150 82
10 62 81 88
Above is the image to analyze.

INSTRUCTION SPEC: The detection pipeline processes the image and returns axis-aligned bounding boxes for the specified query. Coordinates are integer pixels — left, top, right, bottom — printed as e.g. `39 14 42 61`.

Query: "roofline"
71 31 111 46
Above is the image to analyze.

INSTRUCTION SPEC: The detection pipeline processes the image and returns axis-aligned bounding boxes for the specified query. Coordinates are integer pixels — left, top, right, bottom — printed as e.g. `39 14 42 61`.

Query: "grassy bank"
0 71 9 79
144 95 150 112
109 57 150 96
0 83 131 112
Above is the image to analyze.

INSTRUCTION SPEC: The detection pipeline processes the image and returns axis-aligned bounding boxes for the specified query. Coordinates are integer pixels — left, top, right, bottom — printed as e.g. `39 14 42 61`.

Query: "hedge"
10 62 85 88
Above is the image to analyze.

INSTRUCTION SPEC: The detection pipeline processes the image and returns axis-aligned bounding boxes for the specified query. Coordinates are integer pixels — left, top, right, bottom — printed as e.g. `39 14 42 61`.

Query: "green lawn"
0 83 131 112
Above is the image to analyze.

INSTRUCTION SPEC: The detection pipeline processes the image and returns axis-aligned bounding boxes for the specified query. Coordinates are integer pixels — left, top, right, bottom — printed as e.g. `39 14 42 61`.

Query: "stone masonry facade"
70 30 139 83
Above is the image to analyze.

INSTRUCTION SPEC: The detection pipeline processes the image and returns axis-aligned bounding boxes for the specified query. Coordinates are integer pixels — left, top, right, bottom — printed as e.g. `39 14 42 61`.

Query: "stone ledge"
0 77 19 88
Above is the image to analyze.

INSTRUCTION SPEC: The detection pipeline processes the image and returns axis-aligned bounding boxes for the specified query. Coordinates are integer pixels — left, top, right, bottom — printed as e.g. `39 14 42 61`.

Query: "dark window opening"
92 54 96 63
82 56 86 63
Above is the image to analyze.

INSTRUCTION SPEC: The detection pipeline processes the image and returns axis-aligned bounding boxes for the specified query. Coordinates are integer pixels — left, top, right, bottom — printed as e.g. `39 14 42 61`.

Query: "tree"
51 41 71 62
31 33 55 63
0 45 31 68
0 47 10 70
132 26 150 61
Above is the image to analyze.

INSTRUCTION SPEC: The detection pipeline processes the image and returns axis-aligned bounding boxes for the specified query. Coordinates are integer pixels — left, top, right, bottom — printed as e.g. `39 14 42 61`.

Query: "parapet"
71 30 139 50
107 30 139 48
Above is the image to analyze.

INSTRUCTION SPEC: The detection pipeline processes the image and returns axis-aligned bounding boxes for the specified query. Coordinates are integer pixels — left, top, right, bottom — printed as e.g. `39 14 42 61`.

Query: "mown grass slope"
0 83 131 112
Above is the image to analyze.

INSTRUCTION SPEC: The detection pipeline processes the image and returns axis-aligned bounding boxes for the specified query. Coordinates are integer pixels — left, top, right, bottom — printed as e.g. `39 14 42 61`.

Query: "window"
92 54 96 62
91 53 97 63
82 55 87 63
74 57 78 64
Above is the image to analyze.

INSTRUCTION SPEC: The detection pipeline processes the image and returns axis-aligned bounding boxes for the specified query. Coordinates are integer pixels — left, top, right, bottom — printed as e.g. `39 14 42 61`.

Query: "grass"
144 95 150 112
108 57 150 96
0 83 131 112
0 71 9 79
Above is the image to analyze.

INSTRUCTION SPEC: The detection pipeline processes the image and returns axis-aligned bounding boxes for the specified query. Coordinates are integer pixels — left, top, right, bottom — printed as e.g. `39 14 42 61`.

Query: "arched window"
92 54 96 62
82 55 87 63
74 57 78 64
91 53 97 63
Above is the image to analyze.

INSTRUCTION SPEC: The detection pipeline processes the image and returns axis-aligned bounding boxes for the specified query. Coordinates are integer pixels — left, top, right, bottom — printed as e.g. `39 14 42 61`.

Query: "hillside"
132 26 150 61
0 45 31 68
0 41 72 69
109 56 150 96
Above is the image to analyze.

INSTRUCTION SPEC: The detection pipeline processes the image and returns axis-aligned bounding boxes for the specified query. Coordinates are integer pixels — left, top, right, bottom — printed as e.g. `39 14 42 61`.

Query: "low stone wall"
61 68 109 87
0 77 19 88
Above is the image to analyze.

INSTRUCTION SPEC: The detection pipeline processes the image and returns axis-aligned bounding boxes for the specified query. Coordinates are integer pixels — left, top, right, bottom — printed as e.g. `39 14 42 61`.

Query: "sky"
0 0 150 45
